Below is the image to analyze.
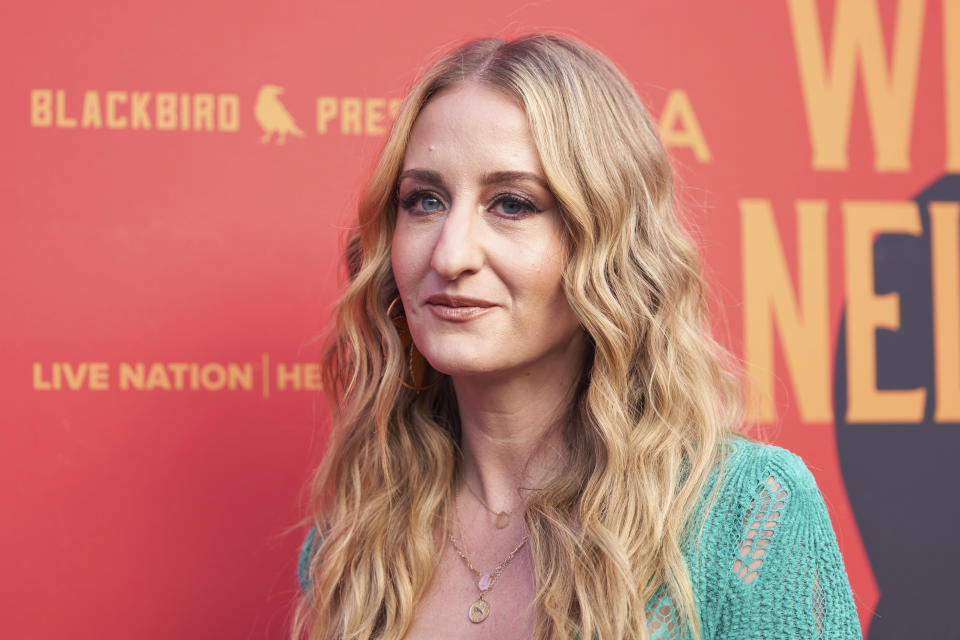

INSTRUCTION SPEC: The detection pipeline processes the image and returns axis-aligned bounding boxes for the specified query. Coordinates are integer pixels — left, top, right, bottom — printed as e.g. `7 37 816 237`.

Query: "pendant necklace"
463 479 513 529
450 498 528 623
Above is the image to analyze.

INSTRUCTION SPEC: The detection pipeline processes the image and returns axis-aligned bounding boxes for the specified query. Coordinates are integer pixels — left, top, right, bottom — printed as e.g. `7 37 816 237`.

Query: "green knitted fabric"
297 436 863 639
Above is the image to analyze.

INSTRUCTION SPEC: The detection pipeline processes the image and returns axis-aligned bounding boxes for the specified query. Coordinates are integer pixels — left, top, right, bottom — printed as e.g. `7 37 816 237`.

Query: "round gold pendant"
494 512 510 529
468 598 490 623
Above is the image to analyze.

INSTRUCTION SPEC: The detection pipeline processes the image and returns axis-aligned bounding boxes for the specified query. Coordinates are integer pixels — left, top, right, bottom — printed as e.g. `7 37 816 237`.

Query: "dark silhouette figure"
834 174 960 639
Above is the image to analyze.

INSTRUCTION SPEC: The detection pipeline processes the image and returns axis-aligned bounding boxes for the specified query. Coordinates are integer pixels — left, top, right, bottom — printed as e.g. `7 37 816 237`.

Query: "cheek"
390 222 422 297
508 239 571 317
530 232 568 297
534 242 578 331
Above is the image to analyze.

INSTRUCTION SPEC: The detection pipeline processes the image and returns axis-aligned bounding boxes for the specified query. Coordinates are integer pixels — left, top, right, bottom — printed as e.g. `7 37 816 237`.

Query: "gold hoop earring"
386 296 438 392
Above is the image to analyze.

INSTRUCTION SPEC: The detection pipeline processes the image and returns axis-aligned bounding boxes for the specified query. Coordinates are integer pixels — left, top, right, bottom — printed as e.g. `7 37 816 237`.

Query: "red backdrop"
2 0 956 637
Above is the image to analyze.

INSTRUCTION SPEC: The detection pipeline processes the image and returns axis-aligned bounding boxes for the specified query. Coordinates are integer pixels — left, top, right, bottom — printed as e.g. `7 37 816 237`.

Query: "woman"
292 33 862 640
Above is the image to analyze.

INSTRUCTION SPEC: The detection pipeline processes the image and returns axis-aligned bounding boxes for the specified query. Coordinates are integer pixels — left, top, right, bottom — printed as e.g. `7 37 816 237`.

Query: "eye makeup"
397 185 544 219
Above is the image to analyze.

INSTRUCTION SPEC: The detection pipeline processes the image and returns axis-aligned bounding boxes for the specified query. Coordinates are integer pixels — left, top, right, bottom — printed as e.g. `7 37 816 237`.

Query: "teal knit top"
297 436 863 639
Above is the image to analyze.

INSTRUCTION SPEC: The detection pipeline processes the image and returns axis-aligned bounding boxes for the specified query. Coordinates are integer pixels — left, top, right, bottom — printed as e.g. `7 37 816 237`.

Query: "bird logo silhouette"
254 84 304 145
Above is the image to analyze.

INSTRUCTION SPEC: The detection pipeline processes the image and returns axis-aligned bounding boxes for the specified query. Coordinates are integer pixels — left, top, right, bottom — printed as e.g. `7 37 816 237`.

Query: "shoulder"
688 439 863 638
688 434 836 582
708 435 824 511
691 434 845 588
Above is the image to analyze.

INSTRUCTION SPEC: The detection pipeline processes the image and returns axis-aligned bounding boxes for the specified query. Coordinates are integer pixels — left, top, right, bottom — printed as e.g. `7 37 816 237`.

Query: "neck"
451 335 587 512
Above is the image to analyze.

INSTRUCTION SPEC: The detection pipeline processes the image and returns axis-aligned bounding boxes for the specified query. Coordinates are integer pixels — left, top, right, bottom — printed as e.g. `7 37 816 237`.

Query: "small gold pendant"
468 598 490 623
494 512 510 529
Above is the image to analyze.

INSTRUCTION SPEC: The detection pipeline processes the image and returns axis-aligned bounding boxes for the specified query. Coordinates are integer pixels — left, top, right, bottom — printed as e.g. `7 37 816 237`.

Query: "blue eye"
494 195 539 217
399 190 445 214
420 196 442 211
398 190 541 218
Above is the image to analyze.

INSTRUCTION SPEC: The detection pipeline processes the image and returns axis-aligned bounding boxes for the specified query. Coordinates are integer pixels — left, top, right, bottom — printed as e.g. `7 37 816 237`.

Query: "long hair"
291 32 746 640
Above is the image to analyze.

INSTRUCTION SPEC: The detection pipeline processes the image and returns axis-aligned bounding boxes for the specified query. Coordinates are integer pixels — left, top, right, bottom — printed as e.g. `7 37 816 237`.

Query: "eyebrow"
397 168 550 191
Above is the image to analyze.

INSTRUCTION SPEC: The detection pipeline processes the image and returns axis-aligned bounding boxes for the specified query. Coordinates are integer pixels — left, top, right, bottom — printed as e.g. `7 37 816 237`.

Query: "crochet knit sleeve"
716 444 863 639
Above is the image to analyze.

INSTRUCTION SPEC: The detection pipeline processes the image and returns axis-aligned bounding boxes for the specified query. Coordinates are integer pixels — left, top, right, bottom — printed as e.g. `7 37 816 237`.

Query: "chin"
423 354 490 378
419 341 496 377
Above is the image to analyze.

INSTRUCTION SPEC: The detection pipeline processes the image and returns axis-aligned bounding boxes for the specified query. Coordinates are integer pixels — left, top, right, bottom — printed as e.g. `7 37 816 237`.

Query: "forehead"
402 83 545 176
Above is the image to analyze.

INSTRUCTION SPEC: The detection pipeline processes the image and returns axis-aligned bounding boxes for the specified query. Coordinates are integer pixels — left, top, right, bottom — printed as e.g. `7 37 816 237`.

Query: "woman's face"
391 82 584 379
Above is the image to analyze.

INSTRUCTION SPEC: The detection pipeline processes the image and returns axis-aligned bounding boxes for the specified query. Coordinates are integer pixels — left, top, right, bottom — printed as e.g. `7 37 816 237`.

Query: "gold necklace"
463 479 513 529
450 500 528 623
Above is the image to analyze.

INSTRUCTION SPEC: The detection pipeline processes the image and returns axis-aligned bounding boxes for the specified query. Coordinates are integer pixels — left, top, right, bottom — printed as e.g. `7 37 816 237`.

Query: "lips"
425 294 495 308
424 293 495 322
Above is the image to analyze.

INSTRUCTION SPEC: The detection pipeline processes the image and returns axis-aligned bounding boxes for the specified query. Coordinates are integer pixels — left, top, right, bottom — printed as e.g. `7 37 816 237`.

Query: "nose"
429 199 484 280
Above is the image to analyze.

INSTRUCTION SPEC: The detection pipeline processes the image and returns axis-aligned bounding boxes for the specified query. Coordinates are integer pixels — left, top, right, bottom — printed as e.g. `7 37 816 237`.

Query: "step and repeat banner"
1 1 956 638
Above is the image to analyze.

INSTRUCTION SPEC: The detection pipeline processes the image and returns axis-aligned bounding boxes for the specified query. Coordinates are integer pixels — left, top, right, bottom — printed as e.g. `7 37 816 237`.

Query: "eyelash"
397 189 541 218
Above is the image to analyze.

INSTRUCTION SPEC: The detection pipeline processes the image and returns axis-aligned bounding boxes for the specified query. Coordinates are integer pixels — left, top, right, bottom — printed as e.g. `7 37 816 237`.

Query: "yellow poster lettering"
156 92 177 130
30 90 52 127
741 199 830 423
118 362 253 390
60 363 87 390
946 0 960 171
31 362 110 390
275 363 321 391
341 97 362 134
366 97 387 135
146 363 172 389
787 0 925 171
194 93 215 131
843 201 925 422
201 364 226 390
217 95 239 131
179 93 191 131
56 90 76 128
106 91 128 129
315 97 402 136
29 89 243 131
32 363 52 390
167 363 194 388
658 90 711 162
227 363 253 390
930 201 960 421
130 92 151 129
88 363 109 390
81 90 103 128
316 97 338 134
119 363 144 389
276 363 300 390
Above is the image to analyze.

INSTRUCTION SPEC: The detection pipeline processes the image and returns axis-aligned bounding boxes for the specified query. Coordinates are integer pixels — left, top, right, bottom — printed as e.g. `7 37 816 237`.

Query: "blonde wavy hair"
292 32 746 640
